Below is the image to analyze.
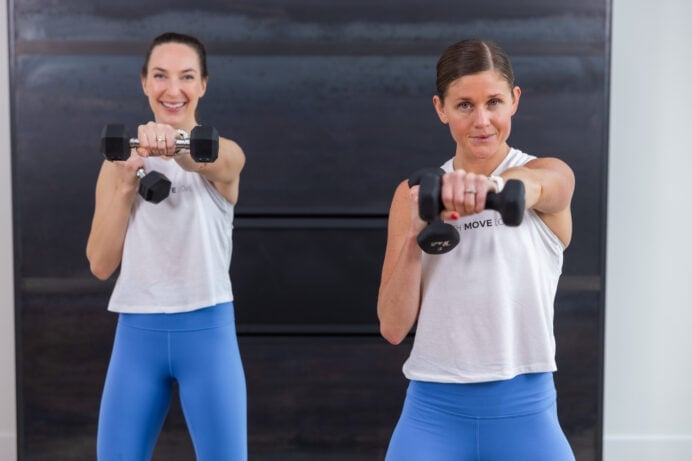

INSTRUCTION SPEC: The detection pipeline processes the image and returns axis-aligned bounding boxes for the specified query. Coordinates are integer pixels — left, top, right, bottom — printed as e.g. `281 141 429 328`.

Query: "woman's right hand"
87 153 144 280
112 151 146 194
377 180 429 344
407 184 429 238
408 182 459 234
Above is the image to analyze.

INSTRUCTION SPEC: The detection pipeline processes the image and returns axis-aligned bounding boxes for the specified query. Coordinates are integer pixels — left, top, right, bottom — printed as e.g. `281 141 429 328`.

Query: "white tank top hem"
107 156 234 314
404 364 558 384
109 295 233 315
402 148 565 384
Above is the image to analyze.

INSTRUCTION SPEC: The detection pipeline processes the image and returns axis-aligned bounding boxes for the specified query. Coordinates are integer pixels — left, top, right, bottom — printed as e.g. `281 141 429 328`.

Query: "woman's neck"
452 144 511 175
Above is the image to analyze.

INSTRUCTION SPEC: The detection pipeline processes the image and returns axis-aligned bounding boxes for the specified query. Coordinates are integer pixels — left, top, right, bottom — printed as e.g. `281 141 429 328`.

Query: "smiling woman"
140 35 207 132
134 33 242 203
85 32 247 461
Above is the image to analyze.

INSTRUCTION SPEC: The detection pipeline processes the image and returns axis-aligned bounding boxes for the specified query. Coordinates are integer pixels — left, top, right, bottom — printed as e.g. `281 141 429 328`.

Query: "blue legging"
97 302 246 461
385 373 575 461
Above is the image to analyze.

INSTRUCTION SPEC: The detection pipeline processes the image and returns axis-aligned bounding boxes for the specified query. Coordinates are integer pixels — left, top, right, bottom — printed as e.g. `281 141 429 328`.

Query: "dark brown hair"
436 39 514 100
141 32 208 79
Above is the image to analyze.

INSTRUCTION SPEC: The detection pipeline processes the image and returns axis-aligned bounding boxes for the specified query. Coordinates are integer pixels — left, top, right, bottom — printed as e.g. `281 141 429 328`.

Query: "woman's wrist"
116 179 139 199
487 175 505 193
173 129 190 158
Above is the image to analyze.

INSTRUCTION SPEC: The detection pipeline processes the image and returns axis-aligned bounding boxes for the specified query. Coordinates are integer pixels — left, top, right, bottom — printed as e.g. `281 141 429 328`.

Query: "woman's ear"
510 86 521 115
141 74 148 96
432 95 449 124
199 77 208 98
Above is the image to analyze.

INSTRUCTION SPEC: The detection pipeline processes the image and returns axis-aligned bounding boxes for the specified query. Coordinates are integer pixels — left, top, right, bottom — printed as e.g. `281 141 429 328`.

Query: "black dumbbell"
100 123 219 163
135 169 171 204
408 168 460 254
485 179 525 226
100 125 172 204
408 168 526 254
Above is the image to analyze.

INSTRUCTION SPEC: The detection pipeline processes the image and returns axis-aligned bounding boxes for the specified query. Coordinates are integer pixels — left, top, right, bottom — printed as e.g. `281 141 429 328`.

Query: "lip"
470 133 496 141
160 101 186 111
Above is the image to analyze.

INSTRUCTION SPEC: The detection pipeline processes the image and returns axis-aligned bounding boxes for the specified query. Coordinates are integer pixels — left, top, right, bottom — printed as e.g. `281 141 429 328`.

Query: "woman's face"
433 70 520 162
141 42 207 129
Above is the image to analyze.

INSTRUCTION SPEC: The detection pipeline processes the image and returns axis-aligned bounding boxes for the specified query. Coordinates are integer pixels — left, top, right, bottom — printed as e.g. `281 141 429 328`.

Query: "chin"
156 113 186 127
466 145 498 158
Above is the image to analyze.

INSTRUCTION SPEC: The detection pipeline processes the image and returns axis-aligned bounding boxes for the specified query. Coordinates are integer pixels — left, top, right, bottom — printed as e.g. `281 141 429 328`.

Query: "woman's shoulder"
507 147 537 165
219 135 243 153
218 136 246 167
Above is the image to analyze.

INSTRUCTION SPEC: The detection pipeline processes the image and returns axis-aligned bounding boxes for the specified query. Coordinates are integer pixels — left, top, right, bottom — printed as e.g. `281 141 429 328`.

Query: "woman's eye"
489 98 501 106
459 102 471 110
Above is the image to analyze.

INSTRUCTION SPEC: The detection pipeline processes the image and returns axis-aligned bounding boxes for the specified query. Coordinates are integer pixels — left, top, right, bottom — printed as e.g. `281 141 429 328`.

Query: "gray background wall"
0 0 690 459
604 0 692 458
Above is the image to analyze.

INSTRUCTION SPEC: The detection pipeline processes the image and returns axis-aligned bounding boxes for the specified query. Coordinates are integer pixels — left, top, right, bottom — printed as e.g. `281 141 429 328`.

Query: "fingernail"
450 213 459 220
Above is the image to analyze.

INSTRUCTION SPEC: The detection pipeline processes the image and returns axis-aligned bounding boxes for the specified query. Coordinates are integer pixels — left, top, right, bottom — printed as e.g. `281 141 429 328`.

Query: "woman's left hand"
136 122 179 158
439 170 495 220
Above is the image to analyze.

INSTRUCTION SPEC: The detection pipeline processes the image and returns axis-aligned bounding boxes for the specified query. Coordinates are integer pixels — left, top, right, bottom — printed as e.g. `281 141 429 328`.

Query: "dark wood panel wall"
12 1 610 459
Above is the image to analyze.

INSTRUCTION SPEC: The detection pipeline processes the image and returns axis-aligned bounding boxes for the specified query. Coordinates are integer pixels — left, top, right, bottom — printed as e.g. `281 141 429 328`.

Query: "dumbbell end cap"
138 171 172 204
500 179 525 226
190 126 219 163
101 124 130 161
408 167 445 188
418 222 460 254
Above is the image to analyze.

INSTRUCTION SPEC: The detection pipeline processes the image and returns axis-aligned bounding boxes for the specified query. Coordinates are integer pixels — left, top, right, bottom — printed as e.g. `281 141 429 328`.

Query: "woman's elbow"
87 253 115 281
380 323 409 345
89 262 114 281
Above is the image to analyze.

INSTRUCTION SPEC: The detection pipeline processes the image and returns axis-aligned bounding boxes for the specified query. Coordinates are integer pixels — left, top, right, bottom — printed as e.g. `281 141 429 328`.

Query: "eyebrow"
151 67 198 74
453 93 504 102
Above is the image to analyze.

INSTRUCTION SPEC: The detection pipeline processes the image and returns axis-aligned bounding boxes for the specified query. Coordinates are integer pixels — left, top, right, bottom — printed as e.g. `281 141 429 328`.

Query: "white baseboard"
604 435 692 461
0 433 17 461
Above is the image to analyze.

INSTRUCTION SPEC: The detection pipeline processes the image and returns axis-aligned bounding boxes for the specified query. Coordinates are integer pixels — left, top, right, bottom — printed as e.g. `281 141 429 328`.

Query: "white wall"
604 0 692 459
0 0 17 459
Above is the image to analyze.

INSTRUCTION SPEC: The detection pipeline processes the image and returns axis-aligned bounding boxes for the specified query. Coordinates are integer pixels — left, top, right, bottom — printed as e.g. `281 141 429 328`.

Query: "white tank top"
108 156 234 314
402 148 565 383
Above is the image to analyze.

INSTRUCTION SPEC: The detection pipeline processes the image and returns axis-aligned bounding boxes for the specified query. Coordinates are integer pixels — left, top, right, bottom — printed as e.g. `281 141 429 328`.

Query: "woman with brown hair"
87 32 247 460
378 39 575 460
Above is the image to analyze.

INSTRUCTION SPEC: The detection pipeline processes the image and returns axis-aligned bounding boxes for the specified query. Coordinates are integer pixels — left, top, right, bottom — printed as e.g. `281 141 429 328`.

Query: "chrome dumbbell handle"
128 137 190 153
128 129 191 158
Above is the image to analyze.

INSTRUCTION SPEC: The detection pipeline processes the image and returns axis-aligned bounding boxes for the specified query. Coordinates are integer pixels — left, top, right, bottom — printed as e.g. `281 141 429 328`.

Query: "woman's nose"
474 107 490 126
164 79 181 95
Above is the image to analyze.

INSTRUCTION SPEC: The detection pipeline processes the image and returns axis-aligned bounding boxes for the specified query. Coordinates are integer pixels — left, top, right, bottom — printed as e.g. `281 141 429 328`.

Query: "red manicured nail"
450 213 459 220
